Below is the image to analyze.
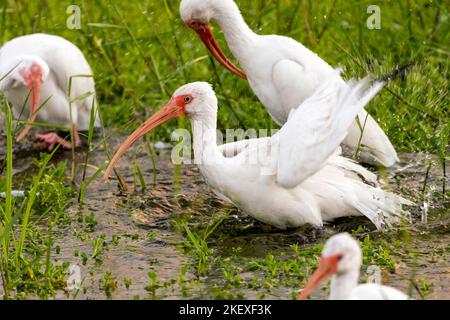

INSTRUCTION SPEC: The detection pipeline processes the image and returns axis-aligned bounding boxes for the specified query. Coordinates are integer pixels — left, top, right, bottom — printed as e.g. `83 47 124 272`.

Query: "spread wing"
274 73 384 188
217 74 384 188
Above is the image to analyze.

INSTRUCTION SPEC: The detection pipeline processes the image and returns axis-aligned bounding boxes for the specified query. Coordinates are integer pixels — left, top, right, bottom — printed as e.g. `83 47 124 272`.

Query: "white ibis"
298 233 410 300
180 0 399 167
0 33 100 150
104 75 412 230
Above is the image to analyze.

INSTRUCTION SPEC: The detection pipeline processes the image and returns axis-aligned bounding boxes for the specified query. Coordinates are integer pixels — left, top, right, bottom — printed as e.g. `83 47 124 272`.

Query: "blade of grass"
353 112 369 161
68 74 94 182
1 101 13 283
144 137 157 185
15 146 59 261
78 96 99 205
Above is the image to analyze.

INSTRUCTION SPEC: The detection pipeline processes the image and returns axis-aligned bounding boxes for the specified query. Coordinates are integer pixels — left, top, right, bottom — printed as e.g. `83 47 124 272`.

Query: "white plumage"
298 233 411 300
0 33 100 149
180 0 399 167
104 77 412 230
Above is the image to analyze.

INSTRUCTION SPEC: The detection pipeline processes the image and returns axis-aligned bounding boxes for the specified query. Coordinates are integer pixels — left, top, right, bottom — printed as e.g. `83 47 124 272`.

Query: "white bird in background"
0 33 100 150
180 0 399 167
298 233 410 300
104 74 411 230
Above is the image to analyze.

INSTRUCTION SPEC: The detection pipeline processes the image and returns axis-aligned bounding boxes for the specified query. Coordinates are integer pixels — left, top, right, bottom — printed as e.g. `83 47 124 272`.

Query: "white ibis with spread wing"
104 75 411 230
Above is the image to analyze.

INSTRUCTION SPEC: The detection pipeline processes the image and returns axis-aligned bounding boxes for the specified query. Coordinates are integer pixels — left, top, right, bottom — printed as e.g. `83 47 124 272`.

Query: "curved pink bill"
16 68 42 142
103 99 186 182
297 255 339 300
190 21 247 79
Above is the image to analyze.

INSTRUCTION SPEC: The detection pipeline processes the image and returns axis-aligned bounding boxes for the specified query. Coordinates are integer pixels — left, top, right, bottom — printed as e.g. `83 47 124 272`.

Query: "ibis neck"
190 114 222 166
213 3 256 63
329 269 360 300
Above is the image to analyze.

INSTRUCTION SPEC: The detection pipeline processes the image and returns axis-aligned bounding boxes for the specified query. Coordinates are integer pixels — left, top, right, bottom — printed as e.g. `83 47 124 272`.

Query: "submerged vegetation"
0 0 448 299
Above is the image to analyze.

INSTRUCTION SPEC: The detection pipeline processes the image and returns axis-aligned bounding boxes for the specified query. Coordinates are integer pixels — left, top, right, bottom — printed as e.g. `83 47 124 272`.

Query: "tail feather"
351 180 414 230
316 158 413 230
329 155 379 186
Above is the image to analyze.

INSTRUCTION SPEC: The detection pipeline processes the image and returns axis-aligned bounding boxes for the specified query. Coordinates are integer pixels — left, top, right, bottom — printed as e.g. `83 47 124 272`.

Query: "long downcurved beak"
297 255 339 300
16 79 41 142
103 99 185 182
190 21 246 79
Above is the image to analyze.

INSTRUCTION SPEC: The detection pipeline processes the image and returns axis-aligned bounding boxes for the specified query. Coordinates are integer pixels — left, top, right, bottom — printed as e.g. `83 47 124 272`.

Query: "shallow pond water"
0 128 448 300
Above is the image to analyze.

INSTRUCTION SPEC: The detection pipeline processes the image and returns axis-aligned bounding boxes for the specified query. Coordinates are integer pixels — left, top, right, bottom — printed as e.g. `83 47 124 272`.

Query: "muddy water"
0 128 449 300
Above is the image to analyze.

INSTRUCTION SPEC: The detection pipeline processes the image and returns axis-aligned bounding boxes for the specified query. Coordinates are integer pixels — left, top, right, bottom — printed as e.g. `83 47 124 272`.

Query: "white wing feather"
275 73 384 188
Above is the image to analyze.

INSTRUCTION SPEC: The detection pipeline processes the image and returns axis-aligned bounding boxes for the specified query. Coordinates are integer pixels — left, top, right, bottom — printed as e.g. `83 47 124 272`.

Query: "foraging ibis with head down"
0 33 100 151
180 0 399 167
298 233 410 300
104 73 412 230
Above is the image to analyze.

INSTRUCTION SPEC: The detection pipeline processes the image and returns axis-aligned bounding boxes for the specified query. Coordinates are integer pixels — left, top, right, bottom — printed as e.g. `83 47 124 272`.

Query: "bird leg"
34 125 81 151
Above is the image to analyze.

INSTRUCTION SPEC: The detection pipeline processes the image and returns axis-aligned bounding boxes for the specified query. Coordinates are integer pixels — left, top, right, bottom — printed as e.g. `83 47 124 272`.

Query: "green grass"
99 271 117 299
0 102 75 299
179 214 226 277
0 148 75 299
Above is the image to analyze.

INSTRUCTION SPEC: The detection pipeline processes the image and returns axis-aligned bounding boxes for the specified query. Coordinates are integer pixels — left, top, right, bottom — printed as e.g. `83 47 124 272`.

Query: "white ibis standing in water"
298 233 410 300
180 0 399 167
104 74 412 230
0 33 100 150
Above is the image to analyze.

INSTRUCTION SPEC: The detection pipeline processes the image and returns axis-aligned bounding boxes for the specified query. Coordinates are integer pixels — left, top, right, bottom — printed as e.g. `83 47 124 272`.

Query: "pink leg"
72 126 81 148
35 128 81 152
35 132 71 151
